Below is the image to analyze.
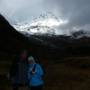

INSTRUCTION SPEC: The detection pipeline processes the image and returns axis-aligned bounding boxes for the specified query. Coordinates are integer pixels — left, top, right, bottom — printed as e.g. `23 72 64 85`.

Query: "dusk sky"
0 0 90 34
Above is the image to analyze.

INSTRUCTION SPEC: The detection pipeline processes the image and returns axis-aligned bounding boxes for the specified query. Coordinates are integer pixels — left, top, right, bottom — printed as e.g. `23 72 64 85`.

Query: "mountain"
0 14 60 59
13 12 61 35
13 18 90 58
1 14 90 60
0 14 31 54
71 30 90 38
27 34 90 58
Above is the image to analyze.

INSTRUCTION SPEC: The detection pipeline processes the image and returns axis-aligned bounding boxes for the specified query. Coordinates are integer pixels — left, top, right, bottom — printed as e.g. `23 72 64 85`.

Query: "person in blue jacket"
27 56 44 90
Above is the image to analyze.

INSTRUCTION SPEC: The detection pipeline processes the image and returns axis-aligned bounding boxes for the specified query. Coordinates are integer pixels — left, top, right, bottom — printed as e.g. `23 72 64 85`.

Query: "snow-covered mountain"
70 30 90 39
1 13 90 57
13 12 68 36
13 12 90 40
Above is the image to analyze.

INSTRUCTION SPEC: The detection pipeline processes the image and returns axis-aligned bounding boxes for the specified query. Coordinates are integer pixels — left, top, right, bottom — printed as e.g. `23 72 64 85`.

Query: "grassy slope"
0 56 90 90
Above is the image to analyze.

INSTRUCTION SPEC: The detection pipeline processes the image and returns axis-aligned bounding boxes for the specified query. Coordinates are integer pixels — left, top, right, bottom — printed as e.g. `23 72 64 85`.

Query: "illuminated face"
28 60 33 64
20 50 27 60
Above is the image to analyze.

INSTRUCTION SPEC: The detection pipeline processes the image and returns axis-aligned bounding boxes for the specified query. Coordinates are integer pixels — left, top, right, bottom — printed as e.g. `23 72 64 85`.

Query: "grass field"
0 56 90 90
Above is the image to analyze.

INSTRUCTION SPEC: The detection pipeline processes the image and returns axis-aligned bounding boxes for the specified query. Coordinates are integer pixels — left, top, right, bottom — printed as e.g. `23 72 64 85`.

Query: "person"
27 56 44 90
9 49 28 90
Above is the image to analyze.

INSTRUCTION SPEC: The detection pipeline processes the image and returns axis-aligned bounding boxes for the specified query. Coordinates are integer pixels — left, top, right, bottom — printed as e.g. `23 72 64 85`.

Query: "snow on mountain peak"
13 12 68 35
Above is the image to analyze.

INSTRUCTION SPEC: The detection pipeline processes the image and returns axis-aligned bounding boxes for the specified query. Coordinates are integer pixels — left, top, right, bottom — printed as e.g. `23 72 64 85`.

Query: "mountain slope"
0 14 31 53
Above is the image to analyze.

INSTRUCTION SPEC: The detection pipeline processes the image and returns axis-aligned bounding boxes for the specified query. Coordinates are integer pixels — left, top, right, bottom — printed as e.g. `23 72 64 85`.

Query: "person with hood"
9 49 28 90
27 56 44 90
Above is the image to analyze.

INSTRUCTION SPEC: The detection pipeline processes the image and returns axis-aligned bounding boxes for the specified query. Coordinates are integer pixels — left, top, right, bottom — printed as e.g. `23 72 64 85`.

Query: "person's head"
20 49 28 60
28 56 35 64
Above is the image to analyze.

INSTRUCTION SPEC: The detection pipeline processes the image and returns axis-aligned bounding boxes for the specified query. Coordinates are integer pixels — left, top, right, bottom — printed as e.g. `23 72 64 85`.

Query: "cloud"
0 0 90 34
0 0 45 23
44 0 90 31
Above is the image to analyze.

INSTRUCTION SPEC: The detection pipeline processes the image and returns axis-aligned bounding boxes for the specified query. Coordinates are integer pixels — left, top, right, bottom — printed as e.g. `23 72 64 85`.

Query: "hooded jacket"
27 58 44 86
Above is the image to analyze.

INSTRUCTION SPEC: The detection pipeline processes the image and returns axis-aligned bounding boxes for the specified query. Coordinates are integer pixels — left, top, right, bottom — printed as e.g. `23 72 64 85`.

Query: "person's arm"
27 65 32 80
36 64 44 76
31 64 36 74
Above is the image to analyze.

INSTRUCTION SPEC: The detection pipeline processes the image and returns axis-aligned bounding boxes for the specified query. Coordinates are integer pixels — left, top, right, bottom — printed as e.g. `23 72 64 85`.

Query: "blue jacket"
27 63 44 86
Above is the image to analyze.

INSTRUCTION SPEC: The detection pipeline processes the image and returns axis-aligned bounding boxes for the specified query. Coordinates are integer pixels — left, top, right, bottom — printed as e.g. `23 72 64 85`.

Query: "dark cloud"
45 0 90 30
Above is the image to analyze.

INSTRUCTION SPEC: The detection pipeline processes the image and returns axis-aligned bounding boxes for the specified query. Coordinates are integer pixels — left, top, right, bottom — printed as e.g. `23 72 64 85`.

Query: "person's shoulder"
36 63 44 70
35 63 41 69
36 63 41 66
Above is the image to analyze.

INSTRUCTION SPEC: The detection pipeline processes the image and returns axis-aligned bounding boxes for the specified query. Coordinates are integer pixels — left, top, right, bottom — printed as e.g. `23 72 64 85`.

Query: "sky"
0 0 90 34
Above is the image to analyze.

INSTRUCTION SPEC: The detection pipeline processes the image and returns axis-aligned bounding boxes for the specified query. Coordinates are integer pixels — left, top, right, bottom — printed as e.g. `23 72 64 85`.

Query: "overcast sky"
0 0 90 34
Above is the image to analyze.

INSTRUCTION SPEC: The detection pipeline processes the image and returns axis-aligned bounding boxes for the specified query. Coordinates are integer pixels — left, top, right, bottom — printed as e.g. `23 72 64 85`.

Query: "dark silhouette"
9 49 28 90
0 14 31 53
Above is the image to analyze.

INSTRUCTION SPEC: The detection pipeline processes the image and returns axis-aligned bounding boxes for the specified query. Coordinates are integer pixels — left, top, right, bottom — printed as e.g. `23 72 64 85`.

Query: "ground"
0 56 90 90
